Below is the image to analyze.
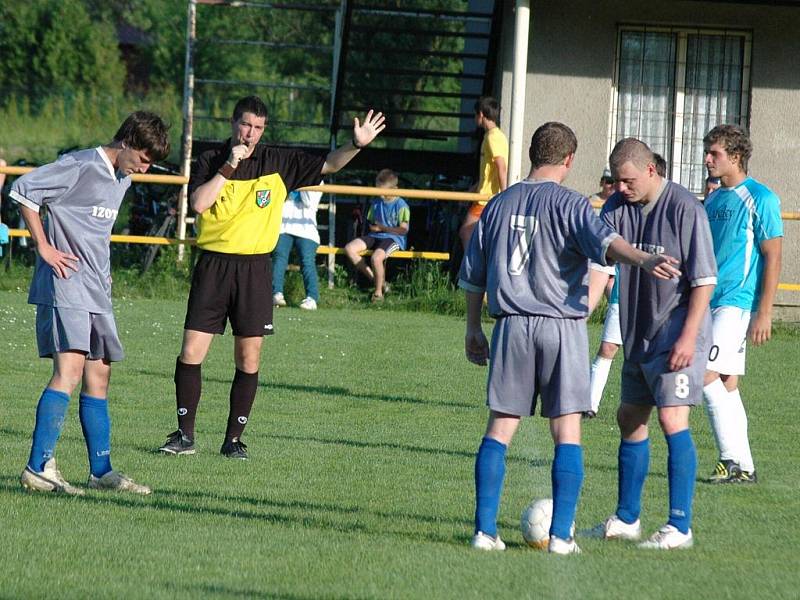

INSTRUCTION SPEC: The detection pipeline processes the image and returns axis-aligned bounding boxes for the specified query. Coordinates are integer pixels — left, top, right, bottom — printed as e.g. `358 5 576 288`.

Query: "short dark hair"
528 122 578 168
653 153 667 178
703 124 752 174
113 111 170 161
233 96 269 121
609 138 654 173
474 96 500 123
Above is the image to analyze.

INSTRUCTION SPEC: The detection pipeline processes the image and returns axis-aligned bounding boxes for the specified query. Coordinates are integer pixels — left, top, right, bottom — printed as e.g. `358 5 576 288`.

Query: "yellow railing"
1 166 798 281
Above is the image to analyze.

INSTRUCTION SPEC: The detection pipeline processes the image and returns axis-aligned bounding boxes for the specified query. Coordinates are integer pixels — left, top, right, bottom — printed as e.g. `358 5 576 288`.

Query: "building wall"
497 0 800 306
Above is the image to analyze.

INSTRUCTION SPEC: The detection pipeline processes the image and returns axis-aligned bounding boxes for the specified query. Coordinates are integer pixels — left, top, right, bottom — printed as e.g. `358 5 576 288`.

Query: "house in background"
492 0 800 309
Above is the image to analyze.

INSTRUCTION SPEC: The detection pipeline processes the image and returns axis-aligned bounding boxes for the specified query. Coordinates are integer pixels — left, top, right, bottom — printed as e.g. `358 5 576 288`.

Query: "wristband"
352 136 364 150
218 162 236 179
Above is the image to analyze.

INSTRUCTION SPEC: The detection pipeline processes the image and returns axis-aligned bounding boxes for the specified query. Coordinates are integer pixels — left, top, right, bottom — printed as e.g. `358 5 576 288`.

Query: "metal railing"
1 165 798 289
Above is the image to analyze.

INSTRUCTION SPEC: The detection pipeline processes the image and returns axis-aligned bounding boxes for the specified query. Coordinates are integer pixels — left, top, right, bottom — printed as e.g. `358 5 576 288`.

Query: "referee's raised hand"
352 110 386 149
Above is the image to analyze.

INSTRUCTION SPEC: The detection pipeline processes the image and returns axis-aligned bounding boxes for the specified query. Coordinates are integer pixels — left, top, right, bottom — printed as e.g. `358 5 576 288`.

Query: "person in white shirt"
272 182 324 310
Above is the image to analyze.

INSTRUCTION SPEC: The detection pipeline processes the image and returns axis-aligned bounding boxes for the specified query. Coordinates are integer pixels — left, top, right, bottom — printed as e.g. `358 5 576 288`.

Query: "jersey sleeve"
366 204 375 223
9 155 81 212
398 200 411 224
274 149 326 192
188 150 217 198
569 197 619 266
754 188 783 244
681 202 718 287
458 214 487 293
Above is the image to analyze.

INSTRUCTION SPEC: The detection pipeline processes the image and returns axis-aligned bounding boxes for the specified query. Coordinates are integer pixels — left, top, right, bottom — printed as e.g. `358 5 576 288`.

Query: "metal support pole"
177 0 197 262
508 0 530 184
327 0 349 289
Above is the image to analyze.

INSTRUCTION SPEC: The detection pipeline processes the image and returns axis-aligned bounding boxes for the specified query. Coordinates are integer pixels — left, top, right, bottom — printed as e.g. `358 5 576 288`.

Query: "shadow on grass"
267 432 549 469
165 582 354 600
0 475 472 547
128 367 478 410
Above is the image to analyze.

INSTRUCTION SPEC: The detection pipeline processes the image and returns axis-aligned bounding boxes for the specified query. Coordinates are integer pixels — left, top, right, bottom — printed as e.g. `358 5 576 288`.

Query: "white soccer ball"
520 498 553 549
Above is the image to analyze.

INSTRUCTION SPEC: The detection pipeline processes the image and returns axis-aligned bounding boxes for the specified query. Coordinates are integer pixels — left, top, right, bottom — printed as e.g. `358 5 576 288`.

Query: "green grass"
1 288 798 599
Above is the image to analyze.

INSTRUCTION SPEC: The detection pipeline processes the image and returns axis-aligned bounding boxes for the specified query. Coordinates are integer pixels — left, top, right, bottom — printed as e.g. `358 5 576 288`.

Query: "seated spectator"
272 182 324 310
344 169 410 302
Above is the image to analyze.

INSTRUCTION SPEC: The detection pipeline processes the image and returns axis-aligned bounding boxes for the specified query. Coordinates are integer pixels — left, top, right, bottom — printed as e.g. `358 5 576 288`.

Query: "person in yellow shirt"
159 96 385 459
459 97 508 249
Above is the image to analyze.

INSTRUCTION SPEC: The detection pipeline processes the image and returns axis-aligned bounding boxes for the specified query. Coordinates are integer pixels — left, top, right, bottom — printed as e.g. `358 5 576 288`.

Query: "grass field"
1 288 798 599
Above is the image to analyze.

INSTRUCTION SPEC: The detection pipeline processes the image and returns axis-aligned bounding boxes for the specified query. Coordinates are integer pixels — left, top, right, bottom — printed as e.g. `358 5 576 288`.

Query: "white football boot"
548 535 582 554
88 471 152 495
584 514 642 540
638 524 693 550
20 458 84 496
470 531 506 551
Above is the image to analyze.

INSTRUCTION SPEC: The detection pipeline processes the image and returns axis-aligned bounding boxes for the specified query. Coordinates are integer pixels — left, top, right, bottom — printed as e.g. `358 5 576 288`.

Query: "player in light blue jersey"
459 123 680 554
701 125 783 484
10 112 170 496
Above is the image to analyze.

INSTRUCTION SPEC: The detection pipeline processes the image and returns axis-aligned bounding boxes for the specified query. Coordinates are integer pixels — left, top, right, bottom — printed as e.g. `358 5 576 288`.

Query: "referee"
159 96 385 459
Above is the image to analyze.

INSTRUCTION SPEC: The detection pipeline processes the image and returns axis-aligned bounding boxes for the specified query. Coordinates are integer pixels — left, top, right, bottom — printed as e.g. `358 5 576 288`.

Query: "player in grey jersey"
459 122 680 554
587 138 717 550
10 112 170 496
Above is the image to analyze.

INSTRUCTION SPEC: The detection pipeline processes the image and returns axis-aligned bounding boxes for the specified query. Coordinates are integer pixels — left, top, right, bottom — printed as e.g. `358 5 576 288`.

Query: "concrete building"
493 0 800 310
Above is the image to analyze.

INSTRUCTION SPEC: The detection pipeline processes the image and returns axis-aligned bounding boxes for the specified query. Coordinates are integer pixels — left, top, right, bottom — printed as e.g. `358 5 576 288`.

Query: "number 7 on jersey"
509 215 538 275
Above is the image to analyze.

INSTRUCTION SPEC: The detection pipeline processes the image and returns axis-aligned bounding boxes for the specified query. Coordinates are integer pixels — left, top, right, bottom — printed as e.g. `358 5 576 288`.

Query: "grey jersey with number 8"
459 179 618 319
10 148 131 314
599 183 717 362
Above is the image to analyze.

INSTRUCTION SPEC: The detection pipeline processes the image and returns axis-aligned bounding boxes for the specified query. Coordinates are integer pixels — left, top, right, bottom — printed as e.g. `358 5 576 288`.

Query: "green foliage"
0 1 125 109
0 88 183 164
392 259 466 316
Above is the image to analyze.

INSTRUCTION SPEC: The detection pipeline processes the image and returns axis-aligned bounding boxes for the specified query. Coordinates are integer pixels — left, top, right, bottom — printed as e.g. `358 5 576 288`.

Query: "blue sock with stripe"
550 443 584 540
616 438 650 524
666 429 696 534
79 393 113 478
27 388 70 473
474 436 507 537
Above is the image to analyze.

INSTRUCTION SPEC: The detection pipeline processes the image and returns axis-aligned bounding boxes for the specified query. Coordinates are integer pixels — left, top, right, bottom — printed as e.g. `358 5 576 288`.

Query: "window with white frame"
610 26 751 193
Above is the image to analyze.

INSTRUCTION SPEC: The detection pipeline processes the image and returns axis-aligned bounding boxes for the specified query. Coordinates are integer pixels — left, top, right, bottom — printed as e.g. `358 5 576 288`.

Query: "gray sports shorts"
487 315 591 418
36 305 124 362
620 349 705 407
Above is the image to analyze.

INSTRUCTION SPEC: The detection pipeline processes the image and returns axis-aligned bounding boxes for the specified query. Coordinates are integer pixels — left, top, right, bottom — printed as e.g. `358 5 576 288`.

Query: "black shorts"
361 235 400 255
184 251 274 337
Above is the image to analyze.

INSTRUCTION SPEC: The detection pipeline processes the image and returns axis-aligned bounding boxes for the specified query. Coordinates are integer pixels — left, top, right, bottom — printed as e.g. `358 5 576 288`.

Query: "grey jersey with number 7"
459 179 619 319
10 148 131 314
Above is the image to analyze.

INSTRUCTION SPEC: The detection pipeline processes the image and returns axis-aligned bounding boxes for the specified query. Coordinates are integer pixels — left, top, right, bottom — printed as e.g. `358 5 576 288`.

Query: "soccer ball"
521 498 553 549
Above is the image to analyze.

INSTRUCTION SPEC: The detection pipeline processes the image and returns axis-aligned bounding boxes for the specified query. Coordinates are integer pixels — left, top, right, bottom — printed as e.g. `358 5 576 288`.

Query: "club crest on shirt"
255 189 271 208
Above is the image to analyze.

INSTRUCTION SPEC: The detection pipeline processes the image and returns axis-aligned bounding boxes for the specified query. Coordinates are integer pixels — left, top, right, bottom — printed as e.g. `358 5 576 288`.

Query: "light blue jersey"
609 266 620 304
705 177 783 311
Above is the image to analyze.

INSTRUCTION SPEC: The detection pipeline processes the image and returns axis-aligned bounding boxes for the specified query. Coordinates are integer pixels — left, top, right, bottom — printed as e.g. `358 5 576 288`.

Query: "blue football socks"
551 443 584 540
79 393 113 478
666 429 696 534
474 436 507 538
616 437 650 524
27 388 70 473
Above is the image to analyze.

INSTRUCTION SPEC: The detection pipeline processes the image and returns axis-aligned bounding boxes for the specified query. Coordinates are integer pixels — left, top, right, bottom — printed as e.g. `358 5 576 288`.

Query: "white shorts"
601 302 622 346
706 306 750 376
